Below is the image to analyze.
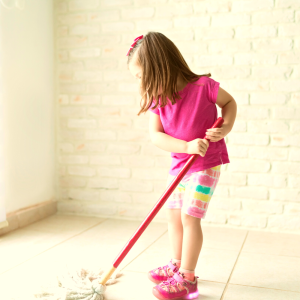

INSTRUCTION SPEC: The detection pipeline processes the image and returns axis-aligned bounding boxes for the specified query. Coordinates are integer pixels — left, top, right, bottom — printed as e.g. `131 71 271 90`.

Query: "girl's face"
128 49 162 97
128 52 142 90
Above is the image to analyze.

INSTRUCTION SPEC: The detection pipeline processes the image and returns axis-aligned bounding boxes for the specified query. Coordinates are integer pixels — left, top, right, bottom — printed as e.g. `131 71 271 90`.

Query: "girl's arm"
205 87 237 142
149 113 209 157
149 86 236 156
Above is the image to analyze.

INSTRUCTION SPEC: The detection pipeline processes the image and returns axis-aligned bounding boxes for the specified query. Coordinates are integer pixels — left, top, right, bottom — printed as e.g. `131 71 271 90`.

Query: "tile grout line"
222 282 300 294
235 251 300 260
119 229 168 272
220 230 249 300
0 218 110 276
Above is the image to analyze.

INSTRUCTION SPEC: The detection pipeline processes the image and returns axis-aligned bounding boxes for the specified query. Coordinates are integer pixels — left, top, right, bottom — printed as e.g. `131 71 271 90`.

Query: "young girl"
126 32 237 300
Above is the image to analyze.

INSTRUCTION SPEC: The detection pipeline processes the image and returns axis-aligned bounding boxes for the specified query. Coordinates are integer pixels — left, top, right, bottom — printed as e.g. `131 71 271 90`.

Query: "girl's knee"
181 212 201 227
166 208 182 223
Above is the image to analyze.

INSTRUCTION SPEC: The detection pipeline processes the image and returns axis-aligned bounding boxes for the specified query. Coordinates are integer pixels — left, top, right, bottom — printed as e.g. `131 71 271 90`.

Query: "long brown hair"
127 32 211 116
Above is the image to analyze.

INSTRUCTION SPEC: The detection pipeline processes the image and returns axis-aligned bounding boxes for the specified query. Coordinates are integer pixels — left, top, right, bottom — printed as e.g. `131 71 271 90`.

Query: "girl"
126 32 237 300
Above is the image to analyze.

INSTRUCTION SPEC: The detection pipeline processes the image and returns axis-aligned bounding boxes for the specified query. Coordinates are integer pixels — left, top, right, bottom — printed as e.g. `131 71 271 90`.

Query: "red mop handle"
113 117 224 268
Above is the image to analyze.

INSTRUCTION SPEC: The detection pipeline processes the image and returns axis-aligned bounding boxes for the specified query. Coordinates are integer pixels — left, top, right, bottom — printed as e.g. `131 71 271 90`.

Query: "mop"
35 117 224 300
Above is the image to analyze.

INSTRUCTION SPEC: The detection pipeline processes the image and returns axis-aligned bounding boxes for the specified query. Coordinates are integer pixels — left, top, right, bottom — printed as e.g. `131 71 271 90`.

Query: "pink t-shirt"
150 76 230 176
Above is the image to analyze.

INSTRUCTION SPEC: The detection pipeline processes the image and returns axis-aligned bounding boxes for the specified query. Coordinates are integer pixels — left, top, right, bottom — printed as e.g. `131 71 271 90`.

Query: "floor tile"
0 214 106 274
0 219 167 299
38 218 168 271
0 218 166 273
224 284 300 300
201 225 247 251
2 215 300 300
0 229 64 274
196 280 226 300
23 214 106 234
195 247 239 283
230 252 300 292
123 232 239 283
242 230 300 257
104 271 158 300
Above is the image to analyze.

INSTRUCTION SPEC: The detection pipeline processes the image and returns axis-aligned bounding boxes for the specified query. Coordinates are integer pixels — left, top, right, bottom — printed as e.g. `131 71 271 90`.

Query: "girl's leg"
179 165 221 273
155 212 201 294
153 208 183 278
152 172 185 278
166 208 183 261
180 212 203 272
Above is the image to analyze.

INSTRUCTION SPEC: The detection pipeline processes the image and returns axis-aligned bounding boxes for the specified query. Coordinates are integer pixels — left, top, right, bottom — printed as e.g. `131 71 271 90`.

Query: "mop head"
33 264 123 300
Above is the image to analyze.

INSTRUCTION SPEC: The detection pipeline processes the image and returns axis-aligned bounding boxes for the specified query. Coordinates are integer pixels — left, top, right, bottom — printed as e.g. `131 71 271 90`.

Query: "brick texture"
54 0 300 232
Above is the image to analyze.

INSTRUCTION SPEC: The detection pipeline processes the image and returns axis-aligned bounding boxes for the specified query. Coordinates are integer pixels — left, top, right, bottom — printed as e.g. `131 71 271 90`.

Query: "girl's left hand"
205 124 230 142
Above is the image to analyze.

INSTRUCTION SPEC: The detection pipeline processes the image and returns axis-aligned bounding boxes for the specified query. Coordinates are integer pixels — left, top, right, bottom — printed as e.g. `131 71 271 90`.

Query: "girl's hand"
205 124 230 142
186 138 209 157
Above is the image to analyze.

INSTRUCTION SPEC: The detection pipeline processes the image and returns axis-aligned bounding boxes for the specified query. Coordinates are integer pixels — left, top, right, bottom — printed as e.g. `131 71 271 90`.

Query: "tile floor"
0 213 300 300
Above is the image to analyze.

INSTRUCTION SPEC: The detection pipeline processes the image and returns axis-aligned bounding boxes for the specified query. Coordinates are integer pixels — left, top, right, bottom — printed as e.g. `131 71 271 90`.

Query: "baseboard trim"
0 220 9 229
0 199 57 236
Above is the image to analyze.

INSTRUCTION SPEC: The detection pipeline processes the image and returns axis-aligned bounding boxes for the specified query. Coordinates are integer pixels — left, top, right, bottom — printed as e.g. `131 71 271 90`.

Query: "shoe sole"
148 271 167 284
152 286 199 300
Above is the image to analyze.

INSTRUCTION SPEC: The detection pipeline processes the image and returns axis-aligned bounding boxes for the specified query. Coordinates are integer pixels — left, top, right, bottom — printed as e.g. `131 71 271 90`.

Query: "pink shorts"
164 165 221 219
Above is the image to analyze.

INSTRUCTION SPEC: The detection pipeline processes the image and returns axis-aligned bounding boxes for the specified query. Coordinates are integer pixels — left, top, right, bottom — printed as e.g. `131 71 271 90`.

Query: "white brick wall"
54 0 300 232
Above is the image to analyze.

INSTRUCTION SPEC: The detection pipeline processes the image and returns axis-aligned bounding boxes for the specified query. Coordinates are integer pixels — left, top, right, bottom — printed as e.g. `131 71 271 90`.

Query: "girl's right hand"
186 138 209 157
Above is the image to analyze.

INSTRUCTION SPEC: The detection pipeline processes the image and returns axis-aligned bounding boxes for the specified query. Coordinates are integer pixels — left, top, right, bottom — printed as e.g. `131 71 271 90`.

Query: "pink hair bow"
126 35 144 56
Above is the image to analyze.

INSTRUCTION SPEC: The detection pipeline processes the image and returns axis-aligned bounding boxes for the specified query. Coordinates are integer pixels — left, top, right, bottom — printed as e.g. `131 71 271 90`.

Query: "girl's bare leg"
166 208 183 260
180 212 203 270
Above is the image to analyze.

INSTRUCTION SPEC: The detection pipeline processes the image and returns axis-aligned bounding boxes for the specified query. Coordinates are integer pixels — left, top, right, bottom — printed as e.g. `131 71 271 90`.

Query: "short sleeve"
205 77 220 104
149 100 160 115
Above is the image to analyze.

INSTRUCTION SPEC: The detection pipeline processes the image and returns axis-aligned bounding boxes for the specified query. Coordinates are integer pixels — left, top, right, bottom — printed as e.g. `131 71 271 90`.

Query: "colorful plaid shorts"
164 165 221 219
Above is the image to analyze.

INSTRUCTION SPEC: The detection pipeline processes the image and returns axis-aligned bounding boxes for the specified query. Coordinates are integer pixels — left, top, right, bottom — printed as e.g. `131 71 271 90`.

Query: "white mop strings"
33 265 123 300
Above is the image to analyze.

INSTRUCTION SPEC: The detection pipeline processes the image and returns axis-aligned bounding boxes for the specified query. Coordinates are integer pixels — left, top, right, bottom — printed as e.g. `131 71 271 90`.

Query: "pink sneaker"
148 260 180 284
152 271 199 300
